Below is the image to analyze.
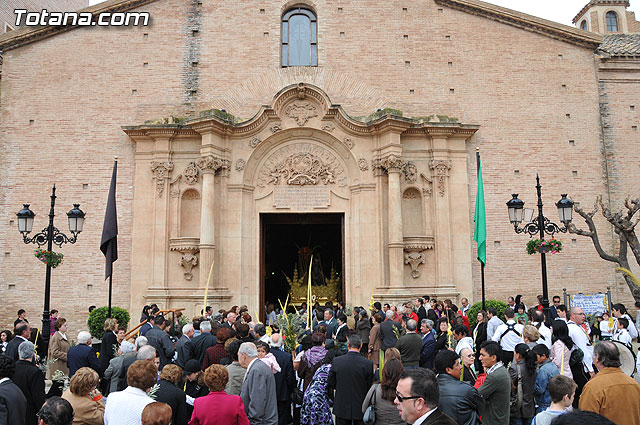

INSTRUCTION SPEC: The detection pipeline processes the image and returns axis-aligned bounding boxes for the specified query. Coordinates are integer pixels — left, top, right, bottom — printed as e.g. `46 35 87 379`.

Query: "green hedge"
87 307 130 339
467 300 508 329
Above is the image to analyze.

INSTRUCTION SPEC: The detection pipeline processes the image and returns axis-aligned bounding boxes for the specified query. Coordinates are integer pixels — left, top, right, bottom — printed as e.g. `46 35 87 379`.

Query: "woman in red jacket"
189 364 249 425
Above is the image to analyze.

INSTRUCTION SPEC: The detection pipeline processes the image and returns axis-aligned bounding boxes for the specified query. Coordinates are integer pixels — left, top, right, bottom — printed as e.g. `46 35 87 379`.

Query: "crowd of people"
1 295 640 425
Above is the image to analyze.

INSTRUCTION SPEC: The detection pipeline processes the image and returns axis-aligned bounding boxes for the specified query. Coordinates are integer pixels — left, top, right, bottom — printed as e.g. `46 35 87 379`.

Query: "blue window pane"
282 44 288 66
311 22 317 43
282 22 288 42
311 45 317 66
606 12 618 32
289 14 311 66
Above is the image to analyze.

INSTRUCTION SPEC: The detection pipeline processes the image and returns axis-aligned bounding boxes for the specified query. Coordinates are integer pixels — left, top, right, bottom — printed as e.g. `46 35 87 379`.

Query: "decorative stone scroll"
404 251 425 279
270 123 282 133
403 162 417 183
343 137 354 149
358 158 369 171
284 102 318 126
179 253 198 281
249 137 261 148
420 174 433 196
429 160 452 197
257 143 347 188
184 161 199 185
236 159 246 171
150 161 174 197
321 123 335 132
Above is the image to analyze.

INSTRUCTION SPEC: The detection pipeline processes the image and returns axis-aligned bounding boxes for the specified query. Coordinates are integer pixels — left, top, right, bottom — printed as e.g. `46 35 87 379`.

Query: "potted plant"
526 238 563 255
34 249 64 268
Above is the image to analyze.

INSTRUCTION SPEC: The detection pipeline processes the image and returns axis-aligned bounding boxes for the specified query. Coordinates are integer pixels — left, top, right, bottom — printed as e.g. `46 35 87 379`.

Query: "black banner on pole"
100 159 118 317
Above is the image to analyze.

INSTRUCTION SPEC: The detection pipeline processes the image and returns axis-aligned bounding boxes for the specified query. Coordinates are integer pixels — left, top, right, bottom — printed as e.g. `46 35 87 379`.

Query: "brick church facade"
0 0 638 330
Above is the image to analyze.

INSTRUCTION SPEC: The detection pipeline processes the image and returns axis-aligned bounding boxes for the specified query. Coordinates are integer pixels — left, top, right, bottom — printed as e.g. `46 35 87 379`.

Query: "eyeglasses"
395 391 422 402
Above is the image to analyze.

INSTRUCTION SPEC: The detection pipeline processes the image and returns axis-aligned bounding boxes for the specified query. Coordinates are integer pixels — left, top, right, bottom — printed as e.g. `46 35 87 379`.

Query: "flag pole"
108 275 113 318
475 148 486 311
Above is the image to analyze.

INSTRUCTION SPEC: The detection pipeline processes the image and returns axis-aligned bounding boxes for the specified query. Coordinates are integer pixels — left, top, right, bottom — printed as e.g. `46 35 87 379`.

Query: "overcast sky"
88 0 639 27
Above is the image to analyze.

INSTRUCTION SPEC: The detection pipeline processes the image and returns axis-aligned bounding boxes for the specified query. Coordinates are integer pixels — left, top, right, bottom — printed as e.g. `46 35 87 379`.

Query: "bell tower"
573 0 640 34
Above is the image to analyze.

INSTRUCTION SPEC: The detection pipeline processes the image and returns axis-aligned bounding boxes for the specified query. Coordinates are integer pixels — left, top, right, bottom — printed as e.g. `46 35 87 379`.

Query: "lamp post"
506 174 573 325
16 185 85 349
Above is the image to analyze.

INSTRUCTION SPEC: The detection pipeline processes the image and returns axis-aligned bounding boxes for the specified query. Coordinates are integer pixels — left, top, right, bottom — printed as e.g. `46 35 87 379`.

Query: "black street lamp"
16 185 85 349
506 175 573 325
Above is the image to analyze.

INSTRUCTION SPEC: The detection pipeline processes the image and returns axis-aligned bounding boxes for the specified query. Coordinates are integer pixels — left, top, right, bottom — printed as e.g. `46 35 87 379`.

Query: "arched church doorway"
260 213 344 319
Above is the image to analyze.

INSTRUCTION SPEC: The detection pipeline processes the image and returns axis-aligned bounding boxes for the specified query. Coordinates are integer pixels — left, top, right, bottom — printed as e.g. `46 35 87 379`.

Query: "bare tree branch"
569 200 621 263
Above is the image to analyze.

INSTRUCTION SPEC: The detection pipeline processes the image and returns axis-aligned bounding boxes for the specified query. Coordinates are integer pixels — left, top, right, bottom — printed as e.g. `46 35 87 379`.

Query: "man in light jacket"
239 342 278 425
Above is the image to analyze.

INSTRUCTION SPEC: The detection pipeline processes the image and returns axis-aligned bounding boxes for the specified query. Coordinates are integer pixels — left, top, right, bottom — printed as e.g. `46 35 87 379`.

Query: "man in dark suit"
185 320 217 366
239 342 278 425
420 319 436 369
5 321 31 361
12 341 45 425
67 331 100 377
380 310 402 351
145 315 176 369
270 334 295 425
0 355 27 425
394 368 457 425
321 309 338 343
550 295 561 320
328 334 374 425
176 323 195 369
416 298 428 323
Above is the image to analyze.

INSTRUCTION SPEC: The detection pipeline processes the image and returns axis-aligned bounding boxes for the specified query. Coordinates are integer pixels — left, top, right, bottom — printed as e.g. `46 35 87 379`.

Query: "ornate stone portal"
123 83 478 319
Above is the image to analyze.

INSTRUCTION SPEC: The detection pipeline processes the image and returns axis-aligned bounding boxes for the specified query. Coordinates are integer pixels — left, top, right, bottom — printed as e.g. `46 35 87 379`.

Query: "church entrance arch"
260 213 345 317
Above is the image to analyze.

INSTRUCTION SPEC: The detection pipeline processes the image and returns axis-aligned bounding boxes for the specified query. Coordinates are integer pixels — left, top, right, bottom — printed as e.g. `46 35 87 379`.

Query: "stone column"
429 158 453 287
196 155 222 289
383 155 407 287
150 160 174 289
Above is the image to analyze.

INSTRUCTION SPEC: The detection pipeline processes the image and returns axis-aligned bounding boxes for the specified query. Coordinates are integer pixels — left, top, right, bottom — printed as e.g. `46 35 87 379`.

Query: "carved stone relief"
420 174 433 196
236 159 246 171
179 253 198 281
284 102 318 126
184 162 199 185
257 143 347 188
404 251 425 279
358 158 368 171
249 137 261 148
403 162 417 183
343 137 354 149
150 161 174 197
270 123 282 133
429 160 452 197
196 155 230 176
381 155 407 174
321 123 335 132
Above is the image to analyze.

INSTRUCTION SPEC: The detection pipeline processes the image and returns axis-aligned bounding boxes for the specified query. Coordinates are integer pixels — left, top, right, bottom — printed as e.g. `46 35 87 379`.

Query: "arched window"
282 8 317 67
606 11 619 32
580 20 588 31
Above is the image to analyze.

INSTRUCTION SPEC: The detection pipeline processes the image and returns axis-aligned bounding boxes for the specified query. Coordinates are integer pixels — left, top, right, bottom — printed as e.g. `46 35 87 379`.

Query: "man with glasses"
36 396 74 425
550 296 561 320
567 307 594 408
394 368 456 425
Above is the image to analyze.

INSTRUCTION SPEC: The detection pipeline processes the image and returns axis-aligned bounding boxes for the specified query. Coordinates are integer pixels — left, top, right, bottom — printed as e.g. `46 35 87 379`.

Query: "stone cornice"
0 0 159 51
434 0 603 49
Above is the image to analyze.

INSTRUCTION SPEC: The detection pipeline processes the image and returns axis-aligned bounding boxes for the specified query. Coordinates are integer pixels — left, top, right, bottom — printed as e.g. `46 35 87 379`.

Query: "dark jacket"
478 365 511 425
67 344 100 378
139 322 153 336
356 318 371 344
328 351 374 420
154 379 190 425
434 332 449 353
437 373 483 425
420 332 436 369
322 318 338 342
379 319 401 351
417 305 427 322
271 347 295 402
395 332 422 367
186 332 217 366
0 378 27 425
4 336 28 362
116 351 138 391
509 360 536 419
12 360 46 425
145 326 176 369
175 335 191 369
99 331 118 374
422 408 458 425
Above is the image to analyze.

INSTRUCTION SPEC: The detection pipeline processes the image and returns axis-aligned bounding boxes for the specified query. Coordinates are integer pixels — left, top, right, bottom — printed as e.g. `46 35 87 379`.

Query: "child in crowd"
598 312 616 340
256 341 281 374
613 317 633 348
532 375 576 425
532 344 559 413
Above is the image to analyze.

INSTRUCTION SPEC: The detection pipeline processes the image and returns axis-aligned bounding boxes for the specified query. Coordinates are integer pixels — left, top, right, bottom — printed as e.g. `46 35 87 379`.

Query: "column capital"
429 160 452 197
375 154 407 175
196 155 228 175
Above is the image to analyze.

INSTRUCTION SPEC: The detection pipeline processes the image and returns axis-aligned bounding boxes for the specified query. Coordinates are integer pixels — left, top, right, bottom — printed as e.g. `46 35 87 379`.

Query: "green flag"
474 152 487 265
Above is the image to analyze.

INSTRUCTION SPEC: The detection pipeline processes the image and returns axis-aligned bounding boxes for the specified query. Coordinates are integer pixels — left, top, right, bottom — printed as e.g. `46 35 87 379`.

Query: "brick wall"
0 0 637 332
